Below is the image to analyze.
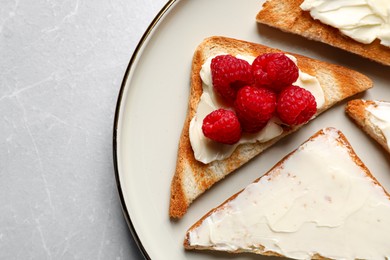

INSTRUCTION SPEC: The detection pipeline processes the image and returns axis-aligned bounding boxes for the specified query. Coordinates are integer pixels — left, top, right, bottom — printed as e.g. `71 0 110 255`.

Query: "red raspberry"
211 55 253 104
234 86 277 133
202 109 242 145
252 53 299 92
276 85 317 125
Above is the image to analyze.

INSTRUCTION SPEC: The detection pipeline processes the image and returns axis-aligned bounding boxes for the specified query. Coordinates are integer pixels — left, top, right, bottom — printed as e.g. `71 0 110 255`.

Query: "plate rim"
112 0 390 259
112 1 177 259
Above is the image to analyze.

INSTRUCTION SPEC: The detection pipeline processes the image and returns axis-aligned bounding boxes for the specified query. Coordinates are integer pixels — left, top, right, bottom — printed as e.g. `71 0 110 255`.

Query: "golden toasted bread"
185 127 390 258
169 36 372 219
346 99 390 154
256 0 390 66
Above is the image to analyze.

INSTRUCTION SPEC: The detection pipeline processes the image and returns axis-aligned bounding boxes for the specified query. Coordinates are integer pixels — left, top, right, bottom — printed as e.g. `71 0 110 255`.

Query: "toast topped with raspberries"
346 99 390 154
169 36 372 219
256 0 390 66
184 127 390 258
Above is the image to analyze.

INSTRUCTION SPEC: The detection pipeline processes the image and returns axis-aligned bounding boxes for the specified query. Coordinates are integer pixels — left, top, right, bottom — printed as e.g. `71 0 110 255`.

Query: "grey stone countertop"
1 0 167 259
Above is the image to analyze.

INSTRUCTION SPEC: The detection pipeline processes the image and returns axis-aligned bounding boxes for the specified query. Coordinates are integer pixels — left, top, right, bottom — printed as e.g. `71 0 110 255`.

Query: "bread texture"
184 127 390 258
256 0 390 66
346 99 390 154
169 36 372 219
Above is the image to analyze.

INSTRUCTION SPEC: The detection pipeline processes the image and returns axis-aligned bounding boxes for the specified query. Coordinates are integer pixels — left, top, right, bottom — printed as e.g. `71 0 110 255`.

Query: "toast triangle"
184 127 390 259
346 99 390 154
169 36 372 218
256 0 390 66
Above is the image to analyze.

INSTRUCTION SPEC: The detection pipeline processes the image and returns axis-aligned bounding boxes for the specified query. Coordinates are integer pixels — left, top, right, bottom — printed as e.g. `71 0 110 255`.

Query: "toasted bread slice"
256 0 390 66
169 36 372 219
184 127 390 258
346 99 390 154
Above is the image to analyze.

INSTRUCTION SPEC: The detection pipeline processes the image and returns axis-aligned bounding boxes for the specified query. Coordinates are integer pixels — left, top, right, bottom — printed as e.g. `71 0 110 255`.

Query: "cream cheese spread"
187 128 390 259
300 0 390 47
189 54 325 164
366 101 390 149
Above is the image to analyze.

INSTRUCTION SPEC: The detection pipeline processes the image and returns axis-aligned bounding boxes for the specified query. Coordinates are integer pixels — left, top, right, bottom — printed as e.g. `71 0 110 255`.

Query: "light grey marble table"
1 0 167 259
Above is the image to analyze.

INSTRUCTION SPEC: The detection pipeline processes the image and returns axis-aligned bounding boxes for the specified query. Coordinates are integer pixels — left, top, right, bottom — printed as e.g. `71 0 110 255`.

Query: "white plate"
113 0 390 259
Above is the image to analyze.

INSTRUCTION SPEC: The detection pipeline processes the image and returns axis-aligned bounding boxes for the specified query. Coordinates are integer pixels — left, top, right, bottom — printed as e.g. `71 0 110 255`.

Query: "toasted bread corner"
346 99 390 154
256 0 390 66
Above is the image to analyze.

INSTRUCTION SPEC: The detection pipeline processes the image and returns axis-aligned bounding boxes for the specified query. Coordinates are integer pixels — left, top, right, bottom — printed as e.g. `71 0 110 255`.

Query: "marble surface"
1 0 167 259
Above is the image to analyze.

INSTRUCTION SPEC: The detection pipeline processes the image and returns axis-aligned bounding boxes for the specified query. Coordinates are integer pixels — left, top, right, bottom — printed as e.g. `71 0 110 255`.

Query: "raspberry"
202 109 242 145
234 86 277 133
276 85 317 125
211 55 253 104
252 53 299 92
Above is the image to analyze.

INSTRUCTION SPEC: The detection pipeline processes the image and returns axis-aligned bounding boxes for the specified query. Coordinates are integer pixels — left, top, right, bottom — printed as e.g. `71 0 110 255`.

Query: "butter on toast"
256 0 390 66
346 99 390 154
169 36 372 219
184 127 390 258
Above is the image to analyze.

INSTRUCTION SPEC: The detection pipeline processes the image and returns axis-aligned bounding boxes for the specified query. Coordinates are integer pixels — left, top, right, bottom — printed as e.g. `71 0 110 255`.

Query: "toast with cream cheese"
346 99 390 154
169 36 372 218
185 127 390 259
256 0 390 66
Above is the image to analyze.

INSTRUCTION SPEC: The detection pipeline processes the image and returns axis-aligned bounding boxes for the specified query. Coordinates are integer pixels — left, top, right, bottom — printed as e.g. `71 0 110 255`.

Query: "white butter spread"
188 128 390 259
189 54 325 164
366 101 390 149
300 0 390 47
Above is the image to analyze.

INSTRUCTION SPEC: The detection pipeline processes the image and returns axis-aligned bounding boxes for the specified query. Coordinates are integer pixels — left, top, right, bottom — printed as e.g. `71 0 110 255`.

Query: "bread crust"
346 99 390 154
184 127 388 258
169 36 372 219
256 0 390 66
